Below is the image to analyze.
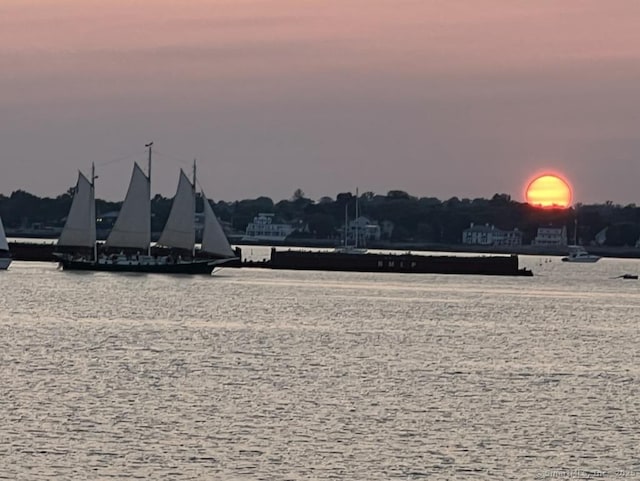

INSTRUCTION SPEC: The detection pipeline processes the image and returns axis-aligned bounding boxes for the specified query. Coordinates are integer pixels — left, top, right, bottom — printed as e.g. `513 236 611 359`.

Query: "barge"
269 249 533 276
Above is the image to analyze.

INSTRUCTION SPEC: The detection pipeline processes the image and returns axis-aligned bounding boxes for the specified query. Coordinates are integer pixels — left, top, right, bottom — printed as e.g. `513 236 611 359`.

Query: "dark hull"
270 250 533 276
59 259 216 274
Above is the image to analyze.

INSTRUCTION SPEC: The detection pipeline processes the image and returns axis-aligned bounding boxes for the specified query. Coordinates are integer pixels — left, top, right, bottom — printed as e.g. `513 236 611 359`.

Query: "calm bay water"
1 255 640 480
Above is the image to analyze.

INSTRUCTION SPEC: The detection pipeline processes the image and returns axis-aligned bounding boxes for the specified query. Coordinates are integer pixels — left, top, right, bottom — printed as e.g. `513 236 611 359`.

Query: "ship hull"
269 250 533 276
561 257 600 263
0 257 11 270
59 258 219 274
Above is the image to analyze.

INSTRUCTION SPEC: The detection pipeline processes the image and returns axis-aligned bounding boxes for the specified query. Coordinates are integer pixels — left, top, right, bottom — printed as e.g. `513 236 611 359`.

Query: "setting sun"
525 174 572 208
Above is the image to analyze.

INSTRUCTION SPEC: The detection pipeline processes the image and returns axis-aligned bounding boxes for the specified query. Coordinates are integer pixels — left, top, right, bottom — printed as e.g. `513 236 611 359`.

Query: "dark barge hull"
269 250 533 276
58 258 217 275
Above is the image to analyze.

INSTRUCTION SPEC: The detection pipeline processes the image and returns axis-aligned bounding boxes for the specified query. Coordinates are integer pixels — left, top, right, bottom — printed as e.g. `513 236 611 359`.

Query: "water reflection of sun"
525 174 572 208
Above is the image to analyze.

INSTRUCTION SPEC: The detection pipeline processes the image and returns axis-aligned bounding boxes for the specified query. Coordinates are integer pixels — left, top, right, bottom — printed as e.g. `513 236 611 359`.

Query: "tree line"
2 188 640 246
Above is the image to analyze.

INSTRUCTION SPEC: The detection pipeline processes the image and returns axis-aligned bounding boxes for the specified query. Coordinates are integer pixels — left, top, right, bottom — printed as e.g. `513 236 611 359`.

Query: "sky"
2 0 640 204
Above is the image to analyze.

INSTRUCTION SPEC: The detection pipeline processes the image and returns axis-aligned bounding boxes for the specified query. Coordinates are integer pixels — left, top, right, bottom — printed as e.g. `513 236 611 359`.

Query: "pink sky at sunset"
2 1 640 203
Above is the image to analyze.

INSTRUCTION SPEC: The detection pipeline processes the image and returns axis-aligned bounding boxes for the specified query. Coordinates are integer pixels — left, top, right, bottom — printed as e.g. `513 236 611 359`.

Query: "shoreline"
7 239 640 262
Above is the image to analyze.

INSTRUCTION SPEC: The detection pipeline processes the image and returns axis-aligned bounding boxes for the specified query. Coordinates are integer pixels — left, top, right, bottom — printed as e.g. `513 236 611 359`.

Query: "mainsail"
0 216 8 251
105 163 150 250
201 193 235 258
57 172 96 248
156 170 195 252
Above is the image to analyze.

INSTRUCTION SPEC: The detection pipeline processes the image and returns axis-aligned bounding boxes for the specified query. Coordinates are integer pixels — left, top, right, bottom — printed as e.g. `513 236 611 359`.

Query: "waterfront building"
532 225 568 246
462 223 522 246
243 213 294 242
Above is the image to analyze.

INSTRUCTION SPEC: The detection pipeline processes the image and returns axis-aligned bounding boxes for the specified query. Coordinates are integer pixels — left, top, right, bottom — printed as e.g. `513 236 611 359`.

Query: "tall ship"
0 215 11 270
55 143 237 274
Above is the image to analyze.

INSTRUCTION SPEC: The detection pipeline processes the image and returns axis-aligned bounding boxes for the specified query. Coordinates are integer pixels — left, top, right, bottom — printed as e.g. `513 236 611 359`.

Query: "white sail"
201 192 235 258
57 172 96 248
0 216 8 251
105 163 150 250
157 170 195 251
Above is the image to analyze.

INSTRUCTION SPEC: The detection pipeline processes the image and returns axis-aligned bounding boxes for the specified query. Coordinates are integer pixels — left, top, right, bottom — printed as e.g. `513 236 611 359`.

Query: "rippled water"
1 255 640 480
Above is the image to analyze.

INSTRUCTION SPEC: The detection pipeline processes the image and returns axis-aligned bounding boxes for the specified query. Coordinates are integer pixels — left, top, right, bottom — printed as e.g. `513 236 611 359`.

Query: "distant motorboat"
0 215 11 270
561 246 601 263
562 218 600 263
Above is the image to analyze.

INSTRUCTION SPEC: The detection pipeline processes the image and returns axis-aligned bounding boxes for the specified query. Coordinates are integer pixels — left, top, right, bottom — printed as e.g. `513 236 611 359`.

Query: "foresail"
0 216 8 251
105 163 150 250
201 192 235 258
57 172 96 248
157 170 195 251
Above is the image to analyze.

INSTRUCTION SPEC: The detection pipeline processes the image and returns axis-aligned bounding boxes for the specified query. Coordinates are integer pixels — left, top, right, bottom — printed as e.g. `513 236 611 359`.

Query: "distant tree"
292 188 305 201
490 193 512 205
418 197 441 207
307 213 336 238
390 224 410 241
444 196 460 207
360 191 375 201
336 192 353 204
604 223 640 247
254 196 275 212
387 190 411 200
416 222 437 242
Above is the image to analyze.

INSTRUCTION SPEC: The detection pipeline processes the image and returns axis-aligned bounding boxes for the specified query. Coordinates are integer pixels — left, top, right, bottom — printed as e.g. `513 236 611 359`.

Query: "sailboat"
0 216 11 270
334 188 368 254
56 143 237 274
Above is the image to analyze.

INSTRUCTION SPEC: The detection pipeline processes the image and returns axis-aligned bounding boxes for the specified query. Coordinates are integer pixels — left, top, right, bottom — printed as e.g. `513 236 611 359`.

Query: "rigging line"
195 176 214 197
153 149 193 169
95 149 146 168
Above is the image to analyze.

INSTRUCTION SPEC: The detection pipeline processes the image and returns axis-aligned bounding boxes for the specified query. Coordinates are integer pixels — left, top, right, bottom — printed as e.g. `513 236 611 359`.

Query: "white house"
462 223 497 245
462 223 523 246
494 228 523 246
532 226 567 246
243 213 294 242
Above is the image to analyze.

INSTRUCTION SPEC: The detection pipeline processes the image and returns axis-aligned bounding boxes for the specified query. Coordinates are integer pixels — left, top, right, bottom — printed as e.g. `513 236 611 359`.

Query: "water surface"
1 257 639 479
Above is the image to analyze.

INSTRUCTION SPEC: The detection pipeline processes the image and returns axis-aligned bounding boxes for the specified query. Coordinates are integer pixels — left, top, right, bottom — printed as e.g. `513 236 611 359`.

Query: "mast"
91 162 97 262
145 142 153 256
344 204 348 247
355 187 359 249
193 158 197 257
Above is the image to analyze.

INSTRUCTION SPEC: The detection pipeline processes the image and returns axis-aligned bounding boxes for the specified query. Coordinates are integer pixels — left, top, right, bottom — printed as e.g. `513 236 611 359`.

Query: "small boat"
0 215 11 270
561 246 601 263
55 143 237 274
562 219 600 263
613 274 638 280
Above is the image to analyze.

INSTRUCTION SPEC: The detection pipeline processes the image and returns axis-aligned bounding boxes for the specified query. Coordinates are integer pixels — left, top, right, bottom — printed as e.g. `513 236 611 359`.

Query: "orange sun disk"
525 174 572 208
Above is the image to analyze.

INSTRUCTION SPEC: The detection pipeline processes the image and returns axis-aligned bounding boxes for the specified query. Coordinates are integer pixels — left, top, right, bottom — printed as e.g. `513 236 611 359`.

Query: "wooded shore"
9 240 640 262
